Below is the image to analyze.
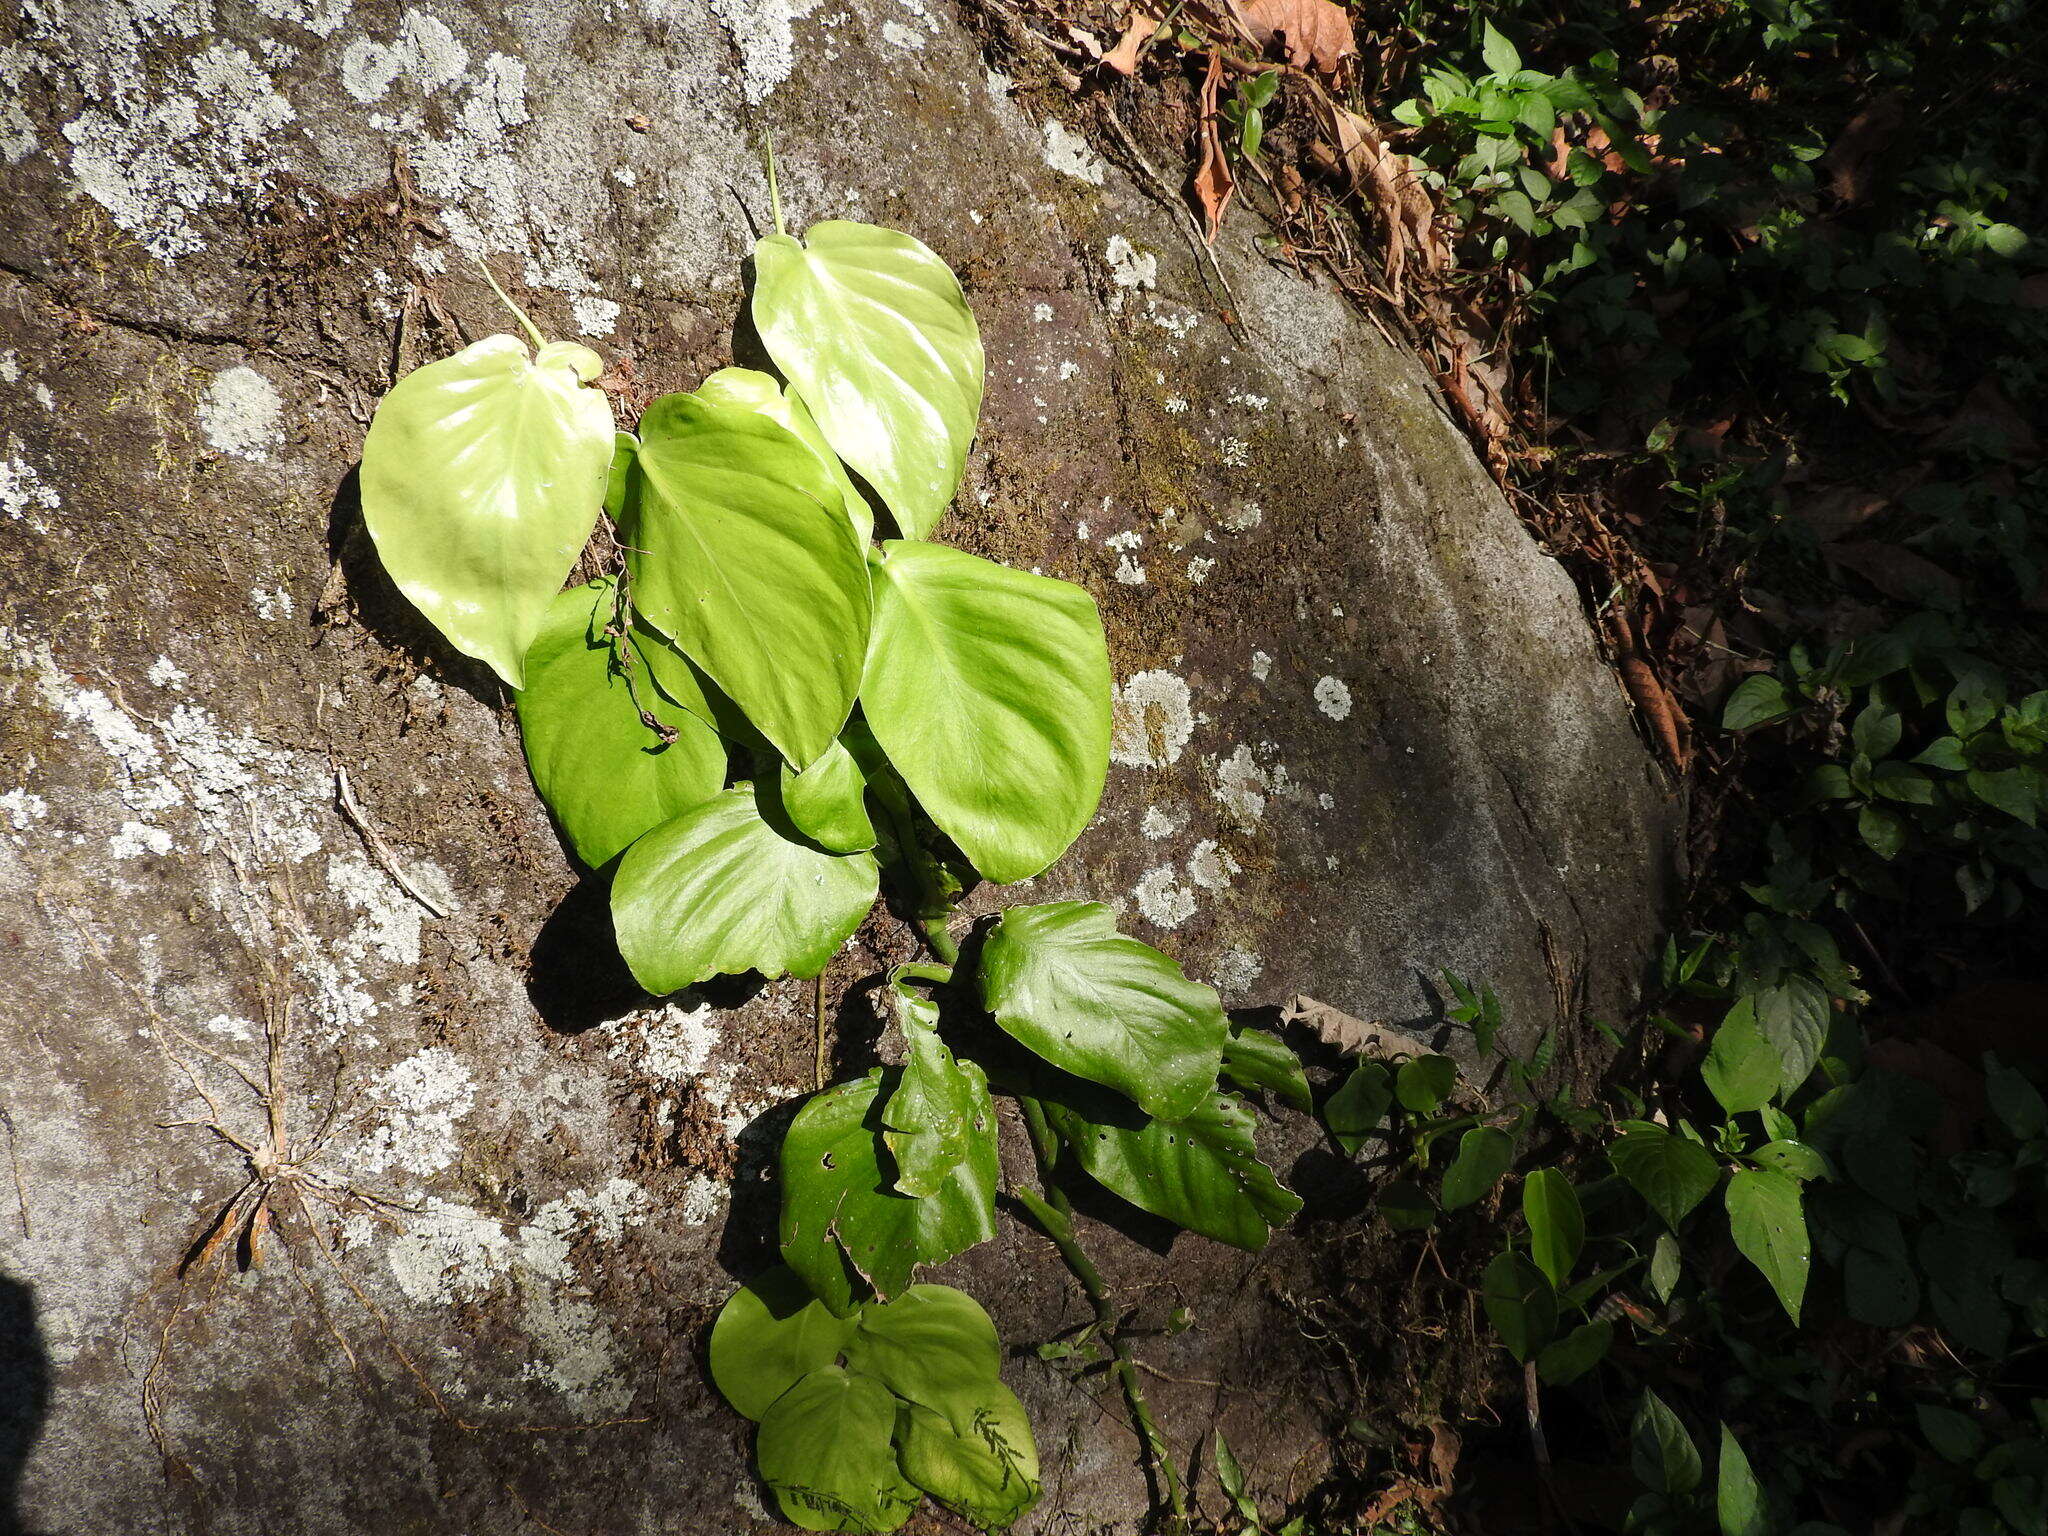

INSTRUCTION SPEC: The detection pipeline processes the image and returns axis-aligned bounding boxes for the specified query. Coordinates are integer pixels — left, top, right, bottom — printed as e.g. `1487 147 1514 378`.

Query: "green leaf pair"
710 1269 1040 1531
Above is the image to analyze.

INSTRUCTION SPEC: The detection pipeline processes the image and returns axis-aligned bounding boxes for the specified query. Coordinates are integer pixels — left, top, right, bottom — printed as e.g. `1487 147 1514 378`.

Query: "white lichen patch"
146 655 188 689
1215 744 1272 826
1133 864 1196 929
0 789 48 832
197 366 284 460
350 1047 475 1178
1221 502 1263 533
1140 806 1178 841
1104 235 1156 290
0 454 59 534
250 585 290 620
1114 554 1146 585
108 820 174 859
1041 119 1104 185
1315 676 1353 721
707 0 825 100
1250 650 1273 681
1187 839 1239 892
1187 556 1215 584
1213 948 1264 995
1110 670 1195 769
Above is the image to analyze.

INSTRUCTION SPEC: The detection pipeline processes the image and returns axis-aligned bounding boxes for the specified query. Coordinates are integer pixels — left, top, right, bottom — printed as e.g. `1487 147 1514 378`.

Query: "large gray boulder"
0 0 1679 1529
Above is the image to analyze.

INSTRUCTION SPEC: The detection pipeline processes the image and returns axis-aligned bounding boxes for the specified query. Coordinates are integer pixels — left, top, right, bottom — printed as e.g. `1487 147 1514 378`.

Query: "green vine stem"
1016 1098 1189 1528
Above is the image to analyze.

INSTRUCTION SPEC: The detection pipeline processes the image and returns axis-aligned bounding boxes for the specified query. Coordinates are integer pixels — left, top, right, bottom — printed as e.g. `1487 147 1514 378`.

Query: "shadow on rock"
0 1272 49 1536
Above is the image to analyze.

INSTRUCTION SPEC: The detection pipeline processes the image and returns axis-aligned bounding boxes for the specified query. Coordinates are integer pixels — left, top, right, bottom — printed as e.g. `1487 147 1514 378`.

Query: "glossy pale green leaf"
842 1284 1001 1415
753 220 984 540
780 1070 998 1316
1751 1139 1829 1181
637 621 767 747
1610 1127 1722 1230
978 902 1227 1122
880 988 993 1198
1725 1168 1809 1323
515 579 725 868
1325 1061 1393 1155
862 542 1110 883
1482 1250 1556 1363
1523 1168 1584 1287
625 389 870 768
1441 1126 1516 1211
779 739 876 854
1633 1389 1703 1495
1221 1024 1312 1113
896 1389 1040 1528
610 784 878 993
1040 1085 1301 1250
756 1366 919 1533
709 1265 857 1423
1702 998 1781 1116
695 367 875 545
361 334 614 687
603 431 637 522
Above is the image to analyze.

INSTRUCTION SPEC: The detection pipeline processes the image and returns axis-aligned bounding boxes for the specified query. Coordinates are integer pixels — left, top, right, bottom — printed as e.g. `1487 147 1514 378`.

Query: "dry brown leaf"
1192 51 1236 243
1793 485 1889 545
1609 607 1691 770
1932 377 2041 459
1824 541 1963 607
1279 995 1433 1061
1100 8 1161 75
1320 102 1444 297
1228 0 1357 76
1818 93 1905 205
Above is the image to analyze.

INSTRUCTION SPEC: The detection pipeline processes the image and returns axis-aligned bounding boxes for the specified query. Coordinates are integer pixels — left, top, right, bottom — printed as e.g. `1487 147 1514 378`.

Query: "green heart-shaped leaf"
1609 1125 1722 1230
880 987 992 1198
895 1388 1041 1528
1038 1084 1301 1251
695 367 875 545
756 1366 920 1533
1439 1126 1515 1211
610 784 878 992
862 542 1110 884
780 1070 998 1316
753 220 984 540
515 580 725 868
842 1284 1002 1414
624 389 871 769
709 1265 857 1423
1481 1250 1556 1363
1522 1168 1584 1288
360 334 614 686
978 902 1227 1122
778 739 877 855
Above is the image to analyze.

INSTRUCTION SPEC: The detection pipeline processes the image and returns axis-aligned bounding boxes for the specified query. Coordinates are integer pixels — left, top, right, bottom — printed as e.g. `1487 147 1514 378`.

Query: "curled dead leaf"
1192 51 1236 243
1280 995 1433 1062
1100 7 1162 75
1227 0 1358 77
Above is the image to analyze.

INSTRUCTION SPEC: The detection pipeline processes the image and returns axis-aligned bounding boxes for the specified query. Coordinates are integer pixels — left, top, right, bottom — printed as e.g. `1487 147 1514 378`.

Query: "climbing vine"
356 163 1308 1531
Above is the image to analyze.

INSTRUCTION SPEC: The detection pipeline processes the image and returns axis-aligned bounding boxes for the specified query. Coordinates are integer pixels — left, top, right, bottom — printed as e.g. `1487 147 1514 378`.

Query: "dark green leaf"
1221 1025 1311 1113
1612 1127 1722 1231
881 987 994 1199
1396 1054 1458 1113
1842 1246 1918 1327
1986 1059 2048 1140
1536 1319 1612 1386
1041 1086 1301 1251
1523 1168 1584 1287
1633 1389 1703 1495
709 1266 857 1422
611 783 879 992
755 1365 920 1532
1752 976 1830 1096
1326 1062 1392 1155
841 1284 1000 1415
1724 675 1796 730
1916 1404 1985 1465
1441 1127 1516 1211
1968 767 2040 827
1483 1250 1556 1363
978 902 1227 1122
779 1070 998 1315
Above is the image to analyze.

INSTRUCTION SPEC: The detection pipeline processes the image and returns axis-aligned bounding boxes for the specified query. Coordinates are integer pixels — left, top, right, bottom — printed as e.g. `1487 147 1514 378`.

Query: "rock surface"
0 0 1681 1530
